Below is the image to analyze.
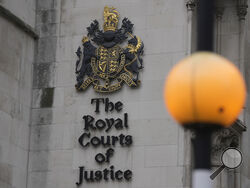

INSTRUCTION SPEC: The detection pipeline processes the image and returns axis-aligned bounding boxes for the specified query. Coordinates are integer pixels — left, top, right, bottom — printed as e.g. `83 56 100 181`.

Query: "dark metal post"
193 0 215 187
193 129 212 169
197 0 214 51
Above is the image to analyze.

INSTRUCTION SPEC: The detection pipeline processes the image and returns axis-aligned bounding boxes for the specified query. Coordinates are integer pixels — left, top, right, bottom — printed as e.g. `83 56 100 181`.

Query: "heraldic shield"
75 6 144 93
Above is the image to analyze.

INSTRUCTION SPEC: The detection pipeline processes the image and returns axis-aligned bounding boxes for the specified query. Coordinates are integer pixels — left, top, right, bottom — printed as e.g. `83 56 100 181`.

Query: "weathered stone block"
37 0 56 11
33 63 55 88
31 108 53 125
40 88 54 108
36 9 58 24
30 124 67 151
36 37 57 63
37 23 58 38
33 87 63 108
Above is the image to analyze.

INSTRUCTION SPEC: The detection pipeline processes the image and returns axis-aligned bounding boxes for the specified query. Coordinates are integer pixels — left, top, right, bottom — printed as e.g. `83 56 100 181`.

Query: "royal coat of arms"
75 6 144 93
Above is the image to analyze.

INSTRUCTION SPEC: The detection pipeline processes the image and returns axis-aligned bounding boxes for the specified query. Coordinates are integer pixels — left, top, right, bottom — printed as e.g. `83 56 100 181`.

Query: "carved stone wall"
0 0 36 187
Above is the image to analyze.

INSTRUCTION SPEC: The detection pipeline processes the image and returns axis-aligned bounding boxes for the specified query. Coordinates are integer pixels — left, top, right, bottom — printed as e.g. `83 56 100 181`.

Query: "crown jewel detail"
103 6 119 31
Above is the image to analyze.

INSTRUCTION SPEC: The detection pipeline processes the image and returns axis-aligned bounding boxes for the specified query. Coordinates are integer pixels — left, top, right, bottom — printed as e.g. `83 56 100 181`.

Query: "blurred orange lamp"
164 52 246 128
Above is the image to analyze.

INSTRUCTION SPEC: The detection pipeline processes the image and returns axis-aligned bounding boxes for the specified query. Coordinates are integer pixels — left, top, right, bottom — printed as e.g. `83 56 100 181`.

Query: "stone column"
236 0 248 124
186 0 196 54
28 0 60 187
215 7 224 53
237 0 248 77
182 2 197 187
236 3 248 188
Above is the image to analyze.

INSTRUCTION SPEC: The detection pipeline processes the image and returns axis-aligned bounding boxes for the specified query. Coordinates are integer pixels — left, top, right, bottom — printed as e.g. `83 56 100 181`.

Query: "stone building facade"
0 0 250 188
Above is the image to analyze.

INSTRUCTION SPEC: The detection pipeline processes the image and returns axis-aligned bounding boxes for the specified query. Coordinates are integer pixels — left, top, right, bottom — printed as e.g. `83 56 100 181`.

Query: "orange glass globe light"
163 52 246 128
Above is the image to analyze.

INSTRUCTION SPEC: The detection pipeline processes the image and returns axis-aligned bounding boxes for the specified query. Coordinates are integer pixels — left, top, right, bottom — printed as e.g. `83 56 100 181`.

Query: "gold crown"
103 6 119 32
82 36 89 44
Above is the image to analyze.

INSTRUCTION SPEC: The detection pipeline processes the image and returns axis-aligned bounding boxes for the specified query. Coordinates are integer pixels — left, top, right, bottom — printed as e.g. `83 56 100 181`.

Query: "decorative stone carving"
237 5 248 20
211 128 239 165
186 0 196 11
237 0 248 20
215 7 224 20
211 119 246 166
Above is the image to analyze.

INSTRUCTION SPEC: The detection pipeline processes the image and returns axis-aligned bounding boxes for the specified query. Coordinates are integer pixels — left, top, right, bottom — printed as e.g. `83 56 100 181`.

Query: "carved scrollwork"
237 5 248 20
211 128 240 166
237 0 248 20
215 7 225 20
186 0 196 11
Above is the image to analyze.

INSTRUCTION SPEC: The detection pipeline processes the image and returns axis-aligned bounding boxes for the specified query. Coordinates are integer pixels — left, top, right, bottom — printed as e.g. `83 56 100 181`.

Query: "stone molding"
0 5 39 39
215 7 225 20
211 119 246 166
186 0 196 11
237 0 248 20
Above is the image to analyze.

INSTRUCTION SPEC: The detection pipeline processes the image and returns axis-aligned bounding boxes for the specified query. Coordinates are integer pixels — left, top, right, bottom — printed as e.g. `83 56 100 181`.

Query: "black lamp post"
193 0 215 187
163 0 246 188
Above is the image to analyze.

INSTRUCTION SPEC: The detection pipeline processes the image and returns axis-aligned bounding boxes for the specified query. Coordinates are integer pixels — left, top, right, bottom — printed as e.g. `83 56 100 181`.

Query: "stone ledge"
0 5 39 39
